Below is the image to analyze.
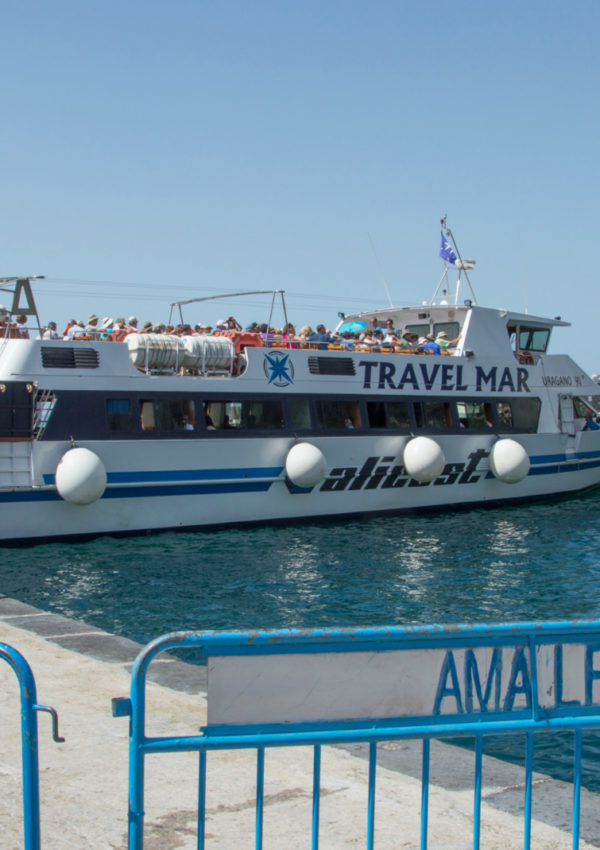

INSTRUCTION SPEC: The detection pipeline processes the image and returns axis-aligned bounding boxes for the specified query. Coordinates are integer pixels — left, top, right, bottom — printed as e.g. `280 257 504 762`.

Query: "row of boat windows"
106 396 542 434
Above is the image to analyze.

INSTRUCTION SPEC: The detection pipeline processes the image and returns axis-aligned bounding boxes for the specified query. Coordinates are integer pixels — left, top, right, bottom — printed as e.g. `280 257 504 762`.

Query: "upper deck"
0 275 580 396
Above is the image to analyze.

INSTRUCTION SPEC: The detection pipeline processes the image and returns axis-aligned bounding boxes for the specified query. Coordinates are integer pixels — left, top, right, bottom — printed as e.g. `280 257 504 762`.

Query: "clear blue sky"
2 1 599 370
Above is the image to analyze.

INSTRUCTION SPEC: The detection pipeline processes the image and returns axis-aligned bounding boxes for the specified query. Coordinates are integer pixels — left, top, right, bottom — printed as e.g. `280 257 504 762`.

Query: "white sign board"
207 642 600 727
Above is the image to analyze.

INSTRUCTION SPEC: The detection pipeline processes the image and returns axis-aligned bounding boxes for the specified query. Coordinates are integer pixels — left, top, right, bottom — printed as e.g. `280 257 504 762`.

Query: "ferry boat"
1 226 599 546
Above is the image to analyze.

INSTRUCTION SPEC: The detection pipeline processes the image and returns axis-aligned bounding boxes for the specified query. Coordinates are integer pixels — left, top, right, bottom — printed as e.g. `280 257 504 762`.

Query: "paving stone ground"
1 596 599 849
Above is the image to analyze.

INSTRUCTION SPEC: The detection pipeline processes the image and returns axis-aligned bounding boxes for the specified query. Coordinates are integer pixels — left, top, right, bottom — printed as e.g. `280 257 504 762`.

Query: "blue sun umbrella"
338 320 367 334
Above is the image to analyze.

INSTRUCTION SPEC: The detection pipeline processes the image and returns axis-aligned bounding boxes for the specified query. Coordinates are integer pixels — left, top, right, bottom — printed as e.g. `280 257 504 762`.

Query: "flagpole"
442 223 478 305
444 226 477 305
429 266 452 305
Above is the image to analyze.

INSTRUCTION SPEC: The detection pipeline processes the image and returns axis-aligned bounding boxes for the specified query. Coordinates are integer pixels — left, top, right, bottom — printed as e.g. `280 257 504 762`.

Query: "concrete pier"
1 595 600 849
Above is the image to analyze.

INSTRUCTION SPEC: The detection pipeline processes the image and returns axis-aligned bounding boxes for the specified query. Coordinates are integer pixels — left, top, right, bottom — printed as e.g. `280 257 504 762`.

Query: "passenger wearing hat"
215 319 228 330
99 318 114 340
435 330 461 350
85 313 101 339
417 335 441 355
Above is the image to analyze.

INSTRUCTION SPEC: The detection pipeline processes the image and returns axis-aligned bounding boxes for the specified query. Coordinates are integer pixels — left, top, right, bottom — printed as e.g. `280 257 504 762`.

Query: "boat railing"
263 339 455 355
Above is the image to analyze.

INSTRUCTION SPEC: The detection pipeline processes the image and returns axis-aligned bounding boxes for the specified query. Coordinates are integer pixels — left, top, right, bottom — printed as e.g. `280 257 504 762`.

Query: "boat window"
140 399 196 431
288 399 312 430
495 402 514 430
33 389 56 438
367 401 410 430
404 323 430 338
507 324 517 351
316 400 363 430
518 327 550 352
573 396 592 419
241 400 284 429
204 399 284 430
107 398 132 431
495 398 540 433
205 401 227 429
433 322 460 340
414 401 453 430
581 394 600 412
456 401 493 429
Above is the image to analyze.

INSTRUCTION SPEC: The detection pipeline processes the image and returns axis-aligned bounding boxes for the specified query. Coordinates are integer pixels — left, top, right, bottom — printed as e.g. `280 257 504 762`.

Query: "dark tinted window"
204 399 284 430
288 399 312 430
495 398 540 433
414 401 453 430
140 399 196 431
316 400 362 429
107 398 131 431
456 401 493 429
367 401 410 430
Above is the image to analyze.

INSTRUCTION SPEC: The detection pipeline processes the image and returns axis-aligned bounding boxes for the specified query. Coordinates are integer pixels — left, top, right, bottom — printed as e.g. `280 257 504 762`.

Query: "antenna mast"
368 233 394 308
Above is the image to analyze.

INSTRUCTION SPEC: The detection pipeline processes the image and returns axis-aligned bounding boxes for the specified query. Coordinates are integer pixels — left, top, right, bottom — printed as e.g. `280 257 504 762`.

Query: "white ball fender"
285 442 327 488
489 438 530 484
55 448 107 505
403 436 446 483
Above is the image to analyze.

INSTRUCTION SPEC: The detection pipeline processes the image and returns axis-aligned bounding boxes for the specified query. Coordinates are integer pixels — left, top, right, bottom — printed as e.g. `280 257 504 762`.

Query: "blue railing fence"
112 620 600 849
0 641 64 850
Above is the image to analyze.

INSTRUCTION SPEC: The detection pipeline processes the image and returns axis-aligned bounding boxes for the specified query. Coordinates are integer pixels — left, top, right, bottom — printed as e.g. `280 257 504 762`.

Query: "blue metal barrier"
0 642 64 850
113 620 600 849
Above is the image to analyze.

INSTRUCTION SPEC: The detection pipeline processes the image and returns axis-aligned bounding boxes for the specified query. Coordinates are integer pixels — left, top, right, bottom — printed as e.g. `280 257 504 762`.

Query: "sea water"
2 490 600 788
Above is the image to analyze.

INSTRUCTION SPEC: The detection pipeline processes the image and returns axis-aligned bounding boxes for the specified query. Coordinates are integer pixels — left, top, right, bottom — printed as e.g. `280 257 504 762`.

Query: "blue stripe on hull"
527 458 600 476
530 450 600 464
42 466 285 485
6 458 600 506
0 480 273 503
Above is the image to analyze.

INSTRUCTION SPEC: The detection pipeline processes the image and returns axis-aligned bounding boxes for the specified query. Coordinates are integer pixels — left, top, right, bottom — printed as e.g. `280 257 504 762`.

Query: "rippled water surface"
2 491 600 787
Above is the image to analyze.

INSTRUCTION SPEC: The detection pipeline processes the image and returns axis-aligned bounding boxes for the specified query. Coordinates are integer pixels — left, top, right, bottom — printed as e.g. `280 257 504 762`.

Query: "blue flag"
440 232 457 265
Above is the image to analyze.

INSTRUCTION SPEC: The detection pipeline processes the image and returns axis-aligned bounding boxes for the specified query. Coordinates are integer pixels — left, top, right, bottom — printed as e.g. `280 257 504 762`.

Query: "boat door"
559 393 576 437
0 440 32 488
0 381 34 488
559 393 578 458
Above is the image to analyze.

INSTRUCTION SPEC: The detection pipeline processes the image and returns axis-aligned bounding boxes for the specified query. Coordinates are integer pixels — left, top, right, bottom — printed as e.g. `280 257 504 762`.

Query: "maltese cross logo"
263 351 294 387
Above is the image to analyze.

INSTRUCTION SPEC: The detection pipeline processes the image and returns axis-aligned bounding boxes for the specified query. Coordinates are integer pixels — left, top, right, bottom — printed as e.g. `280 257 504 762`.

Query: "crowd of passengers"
23 311 461 354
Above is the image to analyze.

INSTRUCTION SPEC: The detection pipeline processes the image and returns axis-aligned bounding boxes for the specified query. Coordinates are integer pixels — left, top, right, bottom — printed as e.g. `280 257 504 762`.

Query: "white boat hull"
1 431 599 544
